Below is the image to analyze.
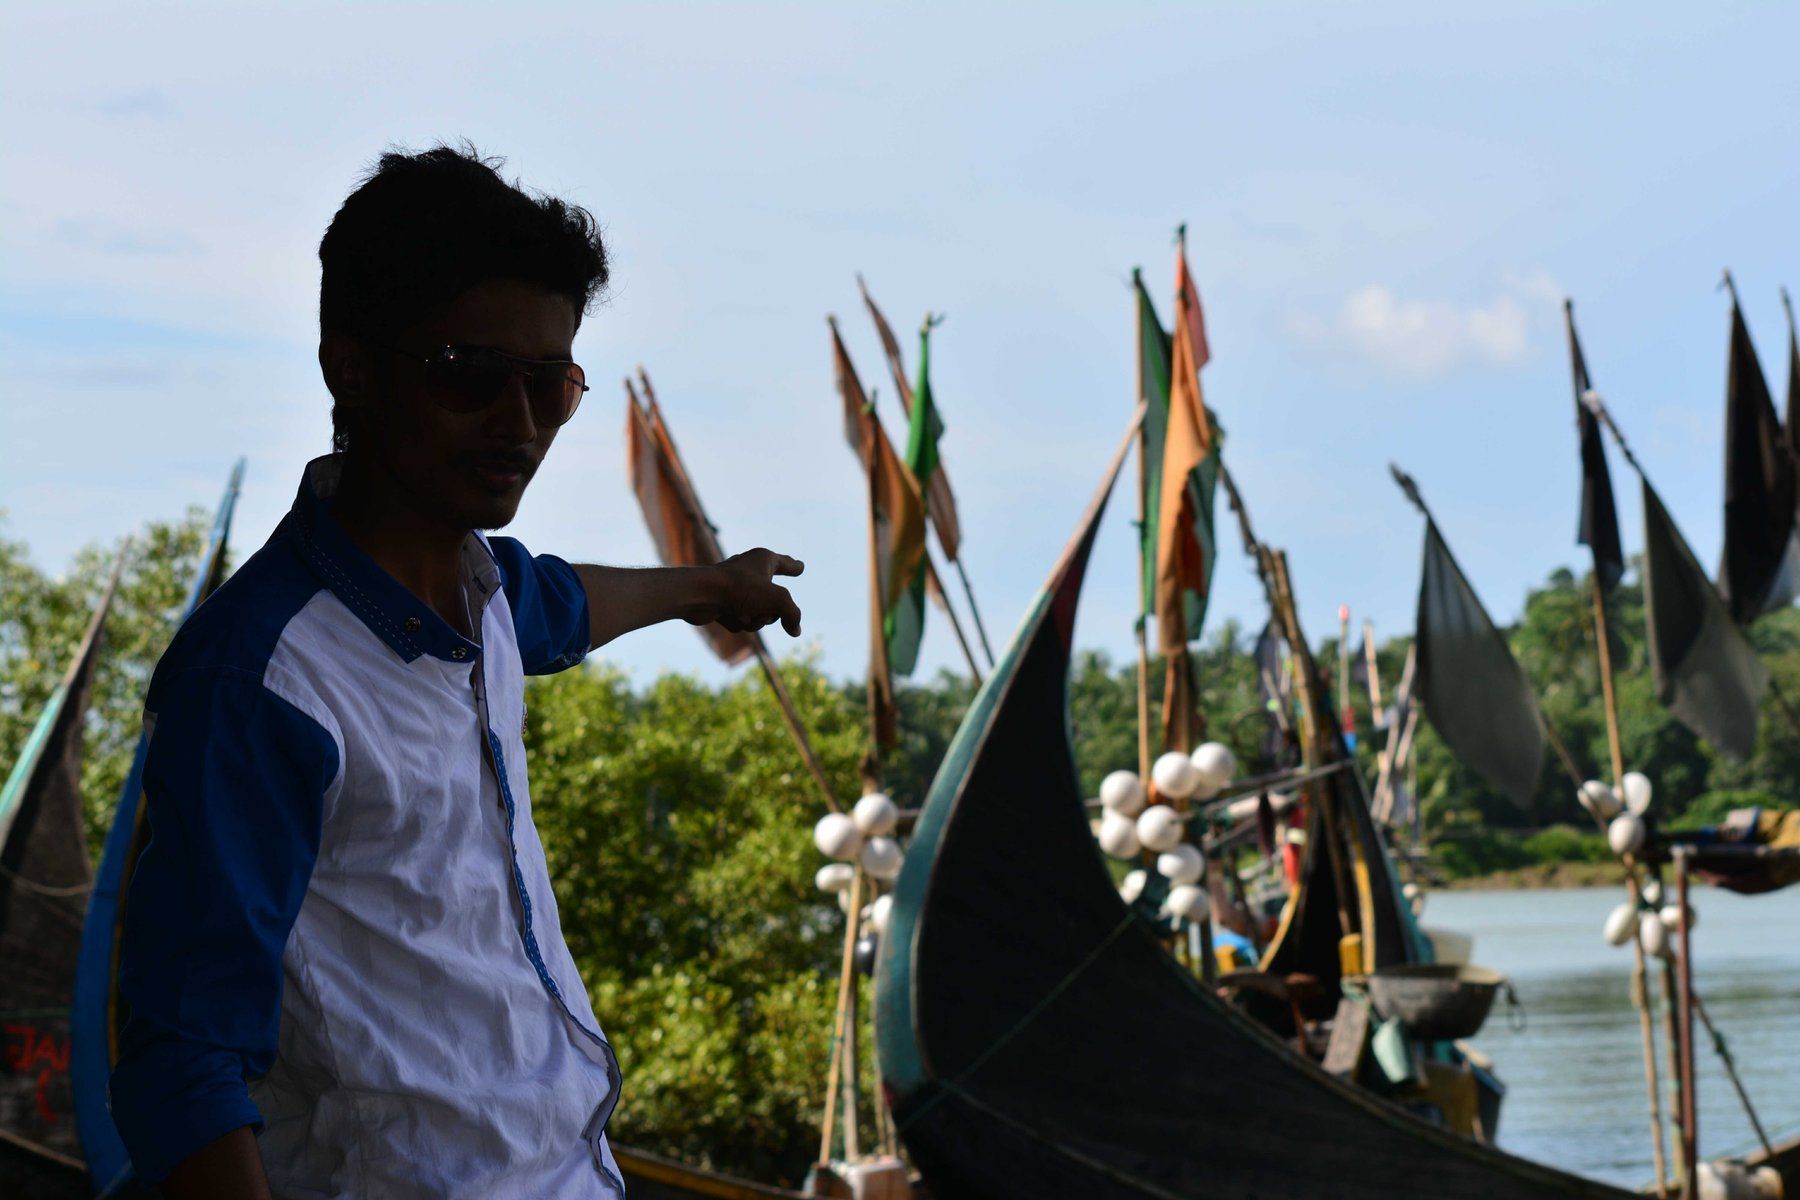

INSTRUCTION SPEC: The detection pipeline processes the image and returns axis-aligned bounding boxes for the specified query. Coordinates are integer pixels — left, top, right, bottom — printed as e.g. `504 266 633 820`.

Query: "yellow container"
1338 932 1366 977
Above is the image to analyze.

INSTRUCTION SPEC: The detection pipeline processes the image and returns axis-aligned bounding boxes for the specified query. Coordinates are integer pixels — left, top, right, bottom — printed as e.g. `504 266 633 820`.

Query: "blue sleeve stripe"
487 536 592 675
110 664 337 1181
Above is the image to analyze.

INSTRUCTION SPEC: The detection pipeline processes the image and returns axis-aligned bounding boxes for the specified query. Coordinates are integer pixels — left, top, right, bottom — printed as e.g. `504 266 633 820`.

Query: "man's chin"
451 492 525 533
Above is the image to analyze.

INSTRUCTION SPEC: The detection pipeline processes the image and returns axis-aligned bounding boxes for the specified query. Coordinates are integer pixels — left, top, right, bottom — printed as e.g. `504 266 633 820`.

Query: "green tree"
525 657 877 1181
0 510 212 851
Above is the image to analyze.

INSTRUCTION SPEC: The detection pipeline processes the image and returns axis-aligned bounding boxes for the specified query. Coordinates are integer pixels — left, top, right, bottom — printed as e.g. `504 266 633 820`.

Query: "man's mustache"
461 450 537 476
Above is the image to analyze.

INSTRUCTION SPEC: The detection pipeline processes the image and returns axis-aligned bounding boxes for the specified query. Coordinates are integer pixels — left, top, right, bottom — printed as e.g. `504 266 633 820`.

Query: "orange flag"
1154 247 1218 655
624 376 757 666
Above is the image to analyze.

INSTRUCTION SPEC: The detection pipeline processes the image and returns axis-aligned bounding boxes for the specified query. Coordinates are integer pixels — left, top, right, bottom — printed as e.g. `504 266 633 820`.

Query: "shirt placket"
460 579 625 1196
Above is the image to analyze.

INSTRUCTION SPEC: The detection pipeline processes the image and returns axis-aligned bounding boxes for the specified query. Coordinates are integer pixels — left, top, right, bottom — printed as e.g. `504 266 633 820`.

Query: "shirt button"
451 647 468 661
404 617 422 633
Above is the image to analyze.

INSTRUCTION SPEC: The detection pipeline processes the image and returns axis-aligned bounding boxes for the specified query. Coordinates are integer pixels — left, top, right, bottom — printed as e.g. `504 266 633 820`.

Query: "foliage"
525 657 882 1180
1519 824 1611 865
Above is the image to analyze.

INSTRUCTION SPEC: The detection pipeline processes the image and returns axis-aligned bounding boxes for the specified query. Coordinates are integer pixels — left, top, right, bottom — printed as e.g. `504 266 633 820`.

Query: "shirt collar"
286 455 503 665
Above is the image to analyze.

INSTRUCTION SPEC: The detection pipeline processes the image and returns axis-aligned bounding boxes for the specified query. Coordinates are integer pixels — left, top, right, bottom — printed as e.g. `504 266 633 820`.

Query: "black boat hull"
875 423 1637 1199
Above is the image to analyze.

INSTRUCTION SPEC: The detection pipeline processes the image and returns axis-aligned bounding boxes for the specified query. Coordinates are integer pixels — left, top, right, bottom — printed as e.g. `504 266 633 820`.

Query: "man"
109 146 804 1198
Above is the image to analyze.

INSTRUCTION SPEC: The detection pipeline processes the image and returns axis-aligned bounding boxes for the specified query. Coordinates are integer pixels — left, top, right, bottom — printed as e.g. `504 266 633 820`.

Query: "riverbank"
1436 861 1621 891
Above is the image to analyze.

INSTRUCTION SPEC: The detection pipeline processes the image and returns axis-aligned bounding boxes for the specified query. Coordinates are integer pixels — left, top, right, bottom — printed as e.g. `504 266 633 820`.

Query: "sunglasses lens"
419 346 584 426
535 362 584 427
423 347 512 413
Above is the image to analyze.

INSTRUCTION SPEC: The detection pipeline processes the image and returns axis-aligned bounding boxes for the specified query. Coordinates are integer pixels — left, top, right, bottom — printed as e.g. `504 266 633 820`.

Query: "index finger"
771 553 804 578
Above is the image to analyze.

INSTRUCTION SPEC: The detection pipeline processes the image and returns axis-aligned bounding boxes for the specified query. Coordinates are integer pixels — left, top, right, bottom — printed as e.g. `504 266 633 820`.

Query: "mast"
1563 301 1670 1196
1133 268 1154 781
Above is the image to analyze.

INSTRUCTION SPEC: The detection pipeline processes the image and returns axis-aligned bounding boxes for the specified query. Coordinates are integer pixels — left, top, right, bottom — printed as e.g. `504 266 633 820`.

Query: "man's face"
352 278 580 532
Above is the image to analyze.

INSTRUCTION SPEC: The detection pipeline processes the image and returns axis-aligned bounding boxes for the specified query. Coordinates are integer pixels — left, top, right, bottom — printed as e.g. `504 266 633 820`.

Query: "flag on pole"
1153 244 1222 656
1134 270 1173 615
1718 291 1797 623
1643 477 1768 761
624 379 758 666
1413 518 1546 808
1565 304 1624 592
858 276 963 561
832 320 928 724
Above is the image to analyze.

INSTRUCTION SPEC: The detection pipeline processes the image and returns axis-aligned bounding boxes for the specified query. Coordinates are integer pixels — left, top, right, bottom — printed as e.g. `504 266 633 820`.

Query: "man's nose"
486 373 538 443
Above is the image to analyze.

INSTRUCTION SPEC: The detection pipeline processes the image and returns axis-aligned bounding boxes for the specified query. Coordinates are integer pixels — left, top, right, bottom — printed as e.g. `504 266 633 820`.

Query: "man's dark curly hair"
319 144 609 451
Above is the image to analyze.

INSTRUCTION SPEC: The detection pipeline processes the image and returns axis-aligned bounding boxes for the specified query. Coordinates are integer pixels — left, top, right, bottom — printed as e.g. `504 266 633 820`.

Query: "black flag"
1566 303 1624 592
1643 478 1768 760
1719 291 1796 623
1414 519 1546 808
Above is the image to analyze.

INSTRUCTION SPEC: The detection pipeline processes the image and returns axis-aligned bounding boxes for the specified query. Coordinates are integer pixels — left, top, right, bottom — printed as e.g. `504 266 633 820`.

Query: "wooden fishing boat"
612 1145 812 1200
0 557 123 1200
872 417 1646 1199
1746 1131 1800 1192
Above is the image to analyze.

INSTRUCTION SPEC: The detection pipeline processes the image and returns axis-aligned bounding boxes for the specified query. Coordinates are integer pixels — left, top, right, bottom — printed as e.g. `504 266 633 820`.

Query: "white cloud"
1291 270 1563 380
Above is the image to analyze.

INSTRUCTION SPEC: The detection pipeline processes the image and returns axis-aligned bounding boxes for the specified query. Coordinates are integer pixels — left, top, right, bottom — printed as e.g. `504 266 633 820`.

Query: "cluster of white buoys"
813 793 905 931
1585 771 1693 954
1094 743 1238 923
1602 895 1694 959
1578 773 1653 859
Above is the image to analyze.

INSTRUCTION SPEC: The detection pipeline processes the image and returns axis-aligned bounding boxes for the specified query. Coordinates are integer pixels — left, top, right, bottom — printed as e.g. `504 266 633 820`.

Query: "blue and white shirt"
110 456 624 1198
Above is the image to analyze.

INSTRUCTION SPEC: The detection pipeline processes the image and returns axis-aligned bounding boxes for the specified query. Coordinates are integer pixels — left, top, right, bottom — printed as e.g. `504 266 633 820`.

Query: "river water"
1426 886 1800 1189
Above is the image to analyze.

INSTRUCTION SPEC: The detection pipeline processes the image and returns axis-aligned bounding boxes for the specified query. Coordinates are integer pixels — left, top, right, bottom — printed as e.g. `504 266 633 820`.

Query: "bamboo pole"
817 870 865 1174
1675 849 1698 1197
1336 605 1353 737
1592 576 1627 786
1589 567 1670 1194
1632 953 1671 1197
1660 958 1687 1197
1270 550 1357 943
1362 620 1383 715
950 556 996 667
1133 276 1154 782
841 943 860 1162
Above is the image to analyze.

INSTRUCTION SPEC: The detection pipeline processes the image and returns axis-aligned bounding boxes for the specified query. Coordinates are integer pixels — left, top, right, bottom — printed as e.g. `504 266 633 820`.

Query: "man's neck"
330 454 472 633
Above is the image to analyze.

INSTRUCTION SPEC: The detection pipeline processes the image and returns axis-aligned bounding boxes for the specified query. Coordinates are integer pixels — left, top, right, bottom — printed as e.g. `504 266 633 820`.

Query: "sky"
4 3 1798 688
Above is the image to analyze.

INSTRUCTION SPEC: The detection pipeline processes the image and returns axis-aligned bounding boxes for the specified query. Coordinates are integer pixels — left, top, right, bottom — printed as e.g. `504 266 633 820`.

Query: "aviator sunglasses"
385 343 590 428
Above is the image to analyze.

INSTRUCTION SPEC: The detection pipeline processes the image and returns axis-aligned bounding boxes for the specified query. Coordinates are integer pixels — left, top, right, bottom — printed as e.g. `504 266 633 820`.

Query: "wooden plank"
1322 997 1370 1079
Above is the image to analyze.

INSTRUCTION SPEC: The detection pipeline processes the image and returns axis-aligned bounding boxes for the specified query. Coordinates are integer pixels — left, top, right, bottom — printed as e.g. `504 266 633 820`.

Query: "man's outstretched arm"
486 536 804 672
574 547 805 649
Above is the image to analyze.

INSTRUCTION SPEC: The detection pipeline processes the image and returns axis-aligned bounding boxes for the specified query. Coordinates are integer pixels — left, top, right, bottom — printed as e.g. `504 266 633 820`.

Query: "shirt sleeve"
486 536 592 675
110 665 339 1183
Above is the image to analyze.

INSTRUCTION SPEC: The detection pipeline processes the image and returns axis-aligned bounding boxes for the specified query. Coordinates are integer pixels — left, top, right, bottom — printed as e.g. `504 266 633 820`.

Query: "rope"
1693 992 1776 1159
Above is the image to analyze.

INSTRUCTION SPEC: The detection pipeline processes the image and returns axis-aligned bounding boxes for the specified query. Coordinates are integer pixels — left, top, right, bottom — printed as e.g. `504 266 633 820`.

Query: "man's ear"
319 333 375 407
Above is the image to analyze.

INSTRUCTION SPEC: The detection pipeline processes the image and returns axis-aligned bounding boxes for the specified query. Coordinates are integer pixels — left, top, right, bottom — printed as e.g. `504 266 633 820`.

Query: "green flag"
887 322 943 675
1135 270 1172 615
